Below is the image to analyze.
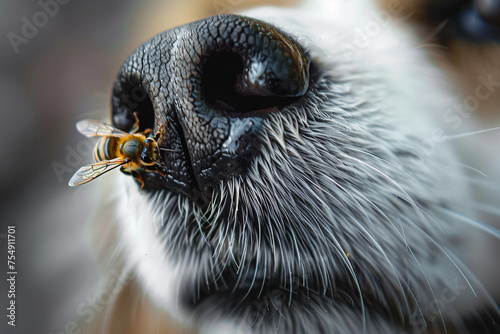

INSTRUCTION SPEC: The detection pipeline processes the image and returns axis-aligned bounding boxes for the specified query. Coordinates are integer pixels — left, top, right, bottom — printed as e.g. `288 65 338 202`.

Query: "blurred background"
0 0 498 333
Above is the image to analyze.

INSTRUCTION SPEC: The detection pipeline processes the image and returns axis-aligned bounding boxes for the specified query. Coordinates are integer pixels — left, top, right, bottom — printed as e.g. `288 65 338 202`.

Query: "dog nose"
111 14 310 202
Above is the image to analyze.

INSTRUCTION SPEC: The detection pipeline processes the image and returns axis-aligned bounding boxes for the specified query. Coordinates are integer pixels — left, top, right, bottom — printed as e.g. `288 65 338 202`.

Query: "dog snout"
111 14 310 202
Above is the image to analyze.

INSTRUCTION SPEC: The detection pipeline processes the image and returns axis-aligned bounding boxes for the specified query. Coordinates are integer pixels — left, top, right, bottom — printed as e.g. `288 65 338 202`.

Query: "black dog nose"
110 14 310 202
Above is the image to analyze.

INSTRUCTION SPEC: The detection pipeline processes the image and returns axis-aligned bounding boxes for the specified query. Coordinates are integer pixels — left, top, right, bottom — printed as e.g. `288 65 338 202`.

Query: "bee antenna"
160 148 177 152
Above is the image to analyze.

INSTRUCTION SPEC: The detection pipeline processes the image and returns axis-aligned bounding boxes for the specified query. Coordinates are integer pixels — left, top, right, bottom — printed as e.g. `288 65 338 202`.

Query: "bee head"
141 137 160 164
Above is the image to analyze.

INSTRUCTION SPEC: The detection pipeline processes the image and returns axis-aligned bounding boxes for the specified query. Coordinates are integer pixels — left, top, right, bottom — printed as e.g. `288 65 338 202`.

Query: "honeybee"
69 119 166 187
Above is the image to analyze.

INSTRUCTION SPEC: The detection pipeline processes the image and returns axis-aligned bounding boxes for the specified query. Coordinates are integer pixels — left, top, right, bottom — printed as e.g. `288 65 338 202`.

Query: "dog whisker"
443 126 500 141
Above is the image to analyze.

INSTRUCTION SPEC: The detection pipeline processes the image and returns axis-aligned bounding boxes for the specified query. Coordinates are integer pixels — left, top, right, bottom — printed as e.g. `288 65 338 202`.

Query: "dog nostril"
111 79 155 133
201 53 245 111
196 15 310 114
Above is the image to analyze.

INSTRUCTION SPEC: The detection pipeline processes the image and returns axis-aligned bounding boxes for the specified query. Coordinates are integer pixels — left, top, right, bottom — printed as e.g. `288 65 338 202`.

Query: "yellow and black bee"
69 119 166 187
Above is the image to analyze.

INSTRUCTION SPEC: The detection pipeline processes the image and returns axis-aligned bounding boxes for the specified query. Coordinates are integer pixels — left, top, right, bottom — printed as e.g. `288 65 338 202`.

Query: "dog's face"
106 1 499 333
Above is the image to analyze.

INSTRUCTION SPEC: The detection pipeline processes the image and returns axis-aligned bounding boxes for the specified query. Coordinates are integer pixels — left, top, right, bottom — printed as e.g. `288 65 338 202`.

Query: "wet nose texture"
111 14 310 204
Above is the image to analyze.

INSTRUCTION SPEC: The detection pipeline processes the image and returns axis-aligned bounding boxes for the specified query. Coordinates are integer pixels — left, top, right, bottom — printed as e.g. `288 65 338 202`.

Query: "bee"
69 119 167 187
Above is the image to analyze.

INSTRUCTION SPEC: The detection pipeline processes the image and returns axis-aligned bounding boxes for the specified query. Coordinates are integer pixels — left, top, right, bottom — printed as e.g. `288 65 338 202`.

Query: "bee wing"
76 119 129 138
68 158 126 186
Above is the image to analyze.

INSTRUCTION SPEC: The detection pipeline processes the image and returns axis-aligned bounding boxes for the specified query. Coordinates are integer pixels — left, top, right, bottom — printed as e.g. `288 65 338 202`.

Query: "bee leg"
131 171 145 189
120 166 132 175
154 124 165 141
146 165 166 177
129 112 140 134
